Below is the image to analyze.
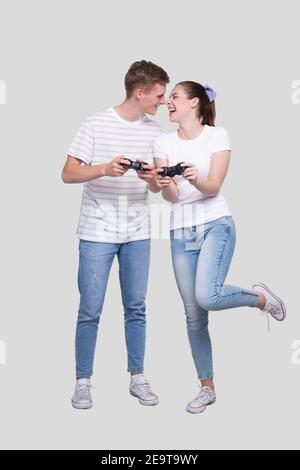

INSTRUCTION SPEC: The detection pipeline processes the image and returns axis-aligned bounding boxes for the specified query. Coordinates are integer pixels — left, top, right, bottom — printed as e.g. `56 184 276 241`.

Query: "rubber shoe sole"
186 398 216 414
71 399 93 410
130 390 159 406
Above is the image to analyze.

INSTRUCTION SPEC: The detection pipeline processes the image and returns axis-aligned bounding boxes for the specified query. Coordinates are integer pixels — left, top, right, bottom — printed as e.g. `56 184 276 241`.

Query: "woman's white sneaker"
71 378 93 410
186 386 216 414
129 374 159 406
253 282 286 321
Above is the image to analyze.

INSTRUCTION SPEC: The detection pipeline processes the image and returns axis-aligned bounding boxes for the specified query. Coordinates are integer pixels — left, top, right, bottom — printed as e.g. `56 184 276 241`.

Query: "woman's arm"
182 150 231 197
154 157 179 203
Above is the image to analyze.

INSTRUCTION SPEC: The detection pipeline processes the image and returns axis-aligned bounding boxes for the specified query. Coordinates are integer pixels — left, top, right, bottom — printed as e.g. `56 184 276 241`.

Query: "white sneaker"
129 374 159 406
253 282 286 322
186 386 216 414
71 378 93 410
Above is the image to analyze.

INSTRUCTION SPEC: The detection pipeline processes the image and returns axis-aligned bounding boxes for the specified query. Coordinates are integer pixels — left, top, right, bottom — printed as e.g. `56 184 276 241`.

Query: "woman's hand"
155 169 173 189
182 163 198 185
136 164 156 183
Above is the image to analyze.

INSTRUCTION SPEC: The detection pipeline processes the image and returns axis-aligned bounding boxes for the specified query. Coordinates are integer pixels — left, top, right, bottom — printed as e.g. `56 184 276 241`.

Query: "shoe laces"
261 308 271 333
267 303 278 317
134 381 156 399
194 387 212 406
262 298 281 333
76 383 93 400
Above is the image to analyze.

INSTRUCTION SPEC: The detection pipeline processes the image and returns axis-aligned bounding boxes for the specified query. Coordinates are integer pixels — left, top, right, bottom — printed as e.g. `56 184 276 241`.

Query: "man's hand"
104 156 129 177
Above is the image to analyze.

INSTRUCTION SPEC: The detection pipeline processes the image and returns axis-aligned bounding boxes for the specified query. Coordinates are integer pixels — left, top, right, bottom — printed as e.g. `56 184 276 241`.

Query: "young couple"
62 60 286 414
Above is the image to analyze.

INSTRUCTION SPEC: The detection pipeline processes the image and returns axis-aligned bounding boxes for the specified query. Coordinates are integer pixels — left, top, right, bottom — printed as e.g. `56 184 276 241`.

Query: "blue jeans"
170 216 259 380
75 239 150 379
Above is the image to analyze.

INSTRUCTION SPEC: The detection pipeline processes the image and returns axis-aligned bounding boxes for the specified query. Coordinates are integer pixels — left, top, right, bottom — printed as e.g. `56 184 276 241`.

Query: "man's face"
138 83 167 115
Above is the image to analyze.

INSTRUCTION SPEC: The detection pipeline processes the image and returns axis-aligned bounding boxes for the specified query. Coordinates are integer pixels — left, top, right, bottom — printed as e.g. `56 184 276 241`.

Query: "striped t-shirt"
67 107 161 243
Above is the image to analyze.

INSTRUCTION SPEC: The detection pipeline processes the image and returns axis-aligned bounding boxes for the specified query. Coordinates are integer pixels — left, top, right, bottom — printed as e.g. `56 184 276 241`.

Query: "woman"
154 81 286 414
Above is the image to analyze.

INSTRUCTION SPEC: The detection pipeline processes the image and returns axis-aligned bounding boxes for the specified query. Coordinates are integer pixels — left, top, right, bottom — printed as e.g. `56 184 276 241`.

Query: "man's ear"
134 87 145 101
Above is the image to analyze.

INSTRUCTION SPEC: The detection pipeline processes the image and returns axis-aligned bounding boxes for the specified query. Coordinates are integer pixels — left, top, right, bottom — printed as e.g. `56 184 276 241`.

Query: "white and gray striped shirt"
67 107 161 243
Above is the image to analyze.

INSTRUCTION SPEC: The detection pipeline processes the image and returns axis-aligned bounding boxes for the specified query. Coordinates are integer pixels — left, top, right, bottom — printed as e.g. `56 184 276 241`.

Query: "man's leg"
75 240 118 379
118 239 150 373
118 239 159 406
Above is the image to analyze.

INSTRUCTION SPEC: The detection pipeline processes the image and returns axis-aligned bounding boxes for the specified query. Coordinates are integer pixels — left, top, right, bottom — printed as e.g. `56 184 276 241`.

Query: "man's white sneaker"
71 378 93 410
253 282 286 322
129 374 159 406
186 386 216 414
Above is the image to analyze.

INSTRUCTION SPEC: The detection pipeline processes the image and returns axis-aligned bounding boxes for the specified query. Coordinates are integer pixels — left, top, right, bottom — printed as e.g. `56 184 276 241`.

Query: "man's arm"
61 156 129 184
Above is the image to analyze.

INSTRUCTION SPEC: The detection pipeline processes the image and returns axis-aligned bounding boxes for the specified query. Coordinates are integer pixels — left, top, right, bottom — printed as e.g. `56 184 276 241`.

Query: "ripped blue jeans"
170 216 259 380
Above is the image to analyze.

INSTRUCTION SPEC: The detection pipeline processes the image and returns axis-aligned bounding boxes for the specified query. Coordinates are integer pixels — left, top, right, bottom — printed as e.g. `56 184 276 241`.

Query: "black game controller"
121 158 150 172
159 162 186 178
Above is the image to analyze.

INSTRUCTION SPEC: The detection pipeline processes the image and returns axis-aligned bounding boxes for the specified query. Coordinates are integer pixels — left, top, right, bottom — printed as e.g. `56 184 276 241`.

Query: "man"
62 60 169 409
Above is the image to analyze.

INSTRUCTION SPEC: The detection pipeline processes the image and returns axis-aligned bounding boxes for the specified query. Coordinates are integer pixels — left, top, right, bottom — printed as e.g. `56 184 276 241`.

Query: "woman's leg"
171 227 214 382
195 217 260 312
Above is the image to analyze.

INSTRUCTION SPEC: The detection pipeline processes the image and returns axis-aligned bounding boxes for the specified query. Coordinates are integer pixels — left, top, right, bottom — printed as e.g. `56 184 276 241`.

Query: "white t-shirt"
154 125 232 230
67 107 161 243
